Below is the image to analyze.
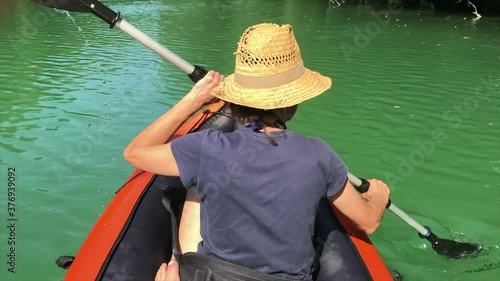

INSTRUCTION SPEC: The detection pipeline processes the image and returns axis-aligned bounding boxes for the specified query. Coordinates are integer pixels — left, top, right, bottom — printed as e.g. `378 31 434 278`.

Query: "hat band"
233 61 305 89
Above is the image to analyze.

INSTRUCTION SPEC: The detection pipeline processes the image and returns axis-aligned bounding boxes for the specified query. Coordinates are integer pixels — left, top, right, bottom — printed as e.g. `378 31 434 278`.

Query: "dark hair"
228 103 298 146
228 103 285 128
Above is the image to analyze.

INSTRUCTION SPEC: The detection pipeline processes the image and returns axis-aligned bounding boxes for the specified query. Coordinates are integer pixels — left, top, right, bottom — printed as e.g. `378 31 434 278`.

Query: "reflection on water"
0 0 499 280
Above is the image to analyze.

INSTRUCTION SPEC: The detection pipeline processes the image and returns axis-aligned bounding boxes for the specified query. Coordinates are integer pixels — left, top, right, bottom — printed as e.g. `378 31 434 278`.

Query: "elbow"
360 221 380 235
123 147 137 166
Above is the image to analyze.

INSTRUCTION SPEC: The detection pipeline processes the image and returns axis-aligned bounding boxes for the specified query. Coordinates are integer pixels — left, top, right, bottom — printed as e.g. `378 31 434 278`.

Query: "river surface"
0 0 499 280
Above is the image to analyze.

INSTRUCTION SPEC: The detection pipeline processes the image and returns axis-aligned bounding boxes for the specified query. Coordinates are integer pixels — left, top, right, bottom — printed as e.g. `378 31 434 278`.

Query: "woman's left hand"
154 260 180 281
182 70 225 109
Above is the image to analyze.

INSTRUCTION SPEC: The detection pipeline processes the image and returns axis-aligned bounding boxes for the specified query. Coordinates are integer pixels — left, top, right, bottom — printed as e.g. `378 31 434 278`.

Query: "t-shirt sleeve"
320 141 348 197
170 130 207 188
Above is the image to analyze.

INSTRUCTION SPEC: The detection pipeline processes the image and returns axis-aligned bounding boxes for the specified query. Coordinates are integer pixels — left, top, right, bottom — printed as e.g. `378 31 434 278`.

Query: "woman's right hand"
181 70 225 109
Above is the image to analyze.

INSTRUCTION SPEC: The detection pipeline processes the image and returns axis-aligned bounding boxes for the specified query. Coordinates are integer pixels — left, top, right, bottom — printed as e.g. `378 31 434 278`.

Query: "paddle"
30 0 207 82
348 173 482 259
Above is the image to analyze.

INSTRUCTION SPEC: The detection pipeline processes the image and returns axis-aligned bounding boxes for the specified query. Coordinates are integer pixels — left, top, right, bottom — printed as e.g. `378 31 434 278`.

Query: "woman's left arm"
123 71 224 176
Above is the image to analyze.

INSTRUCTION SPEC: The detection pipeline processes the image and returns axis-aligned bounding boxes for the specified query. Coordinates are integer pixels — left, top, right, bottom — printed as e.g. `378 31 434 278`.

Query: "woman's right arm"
328 179 390 234
123 71 224 176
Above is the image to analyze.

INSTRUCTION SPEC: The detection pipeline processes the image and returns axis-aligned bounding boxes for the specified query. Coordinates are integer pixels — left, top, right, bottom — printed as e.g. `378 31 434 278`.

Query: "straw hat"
212 23 332 110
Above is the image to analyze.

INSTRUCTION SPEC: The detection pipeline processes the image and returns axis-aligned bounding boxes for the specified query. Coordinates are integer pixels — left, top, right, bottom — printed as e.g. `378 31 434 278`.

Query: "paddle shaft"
115 19 194 74
347 173 431 237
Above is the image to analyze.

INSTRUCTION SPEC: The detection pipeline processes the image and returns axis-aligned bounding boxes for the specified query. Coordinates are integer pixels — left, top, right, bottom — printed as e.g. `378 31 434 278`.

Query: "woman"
125 23 390 280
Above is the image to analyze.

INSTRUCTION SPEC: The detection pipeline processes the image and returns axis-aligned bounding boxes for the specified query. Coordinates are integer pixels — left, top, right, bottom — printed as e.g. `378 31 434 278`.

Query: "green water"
0 0 498 280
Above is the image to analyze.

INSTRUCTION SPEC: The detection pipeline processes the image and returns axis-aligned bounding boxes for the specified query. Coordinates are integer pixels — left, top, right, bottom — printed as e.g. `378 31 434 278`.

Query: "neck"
262 126 284 132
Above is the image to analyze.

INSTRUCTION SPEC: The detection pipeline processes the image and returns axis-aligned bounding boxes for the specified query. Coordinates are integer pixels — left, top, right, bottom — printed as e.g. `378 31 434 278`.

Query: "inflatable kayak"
56 101 402 281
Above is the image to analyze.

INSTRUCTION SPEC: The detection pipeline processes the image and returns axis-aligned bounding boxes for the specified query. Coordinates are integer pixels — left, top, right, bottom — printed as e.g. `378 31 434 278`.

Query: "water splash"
464 246 500 273
456 0 482 24
465 261 500 273
54 9 90 47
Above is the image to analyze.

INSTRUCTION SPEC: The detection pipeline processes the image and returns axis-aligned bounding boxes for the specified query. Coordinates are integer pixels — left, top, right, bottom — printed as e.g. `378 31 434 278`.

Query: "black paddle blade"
31 0 119 27
427 233 482 259
30 0 89 12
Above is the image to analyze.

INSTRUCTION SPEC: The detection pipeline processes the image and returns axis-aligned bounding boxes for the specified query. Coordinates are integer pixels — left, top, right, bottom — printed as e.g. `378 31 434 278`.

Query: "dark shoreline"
337 0 500 16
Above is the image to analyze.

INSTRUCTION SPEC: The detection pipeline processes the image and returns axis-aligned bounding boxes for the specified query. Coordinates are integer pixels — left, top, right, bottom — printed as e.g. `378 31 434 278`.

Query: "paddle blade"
30 0 89 12
427 233 482 259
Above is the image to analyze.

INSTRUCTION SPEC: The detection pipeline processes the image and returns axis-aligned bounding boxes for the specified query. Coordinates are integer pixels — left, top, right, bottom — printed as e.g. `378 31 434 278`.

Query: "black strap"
180 252 299 281
161 192 182 263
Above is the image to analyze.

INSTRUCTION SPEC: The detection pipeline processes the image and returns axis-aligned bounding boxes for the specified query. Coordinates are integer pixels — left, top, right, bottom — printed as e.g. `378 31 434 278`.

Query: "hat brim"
212 68 332 110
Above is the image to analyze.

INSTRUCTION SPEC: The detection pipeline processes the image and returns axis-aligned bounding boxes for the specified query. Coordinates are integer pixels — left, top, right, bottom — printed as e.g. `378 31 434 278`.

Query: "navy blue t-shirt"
171 127 347 280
